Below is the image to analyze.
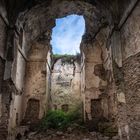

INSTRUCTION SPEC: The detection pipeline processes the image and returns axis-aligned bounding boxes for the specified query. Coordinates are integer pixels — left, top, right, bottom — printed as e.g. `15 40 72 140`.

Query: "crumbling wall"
0 0 139 140
0 12 7 122
23 42 51 123
81 26 118 132
108 1 140 140
45 50 52 111
120 2 140 140
0 57 7 140
0 17 6 59
6 29 27 139
81 40 108 122
51 57 81 112
0 14 9 139
80 51 86 118
0 57 4 94
8 94 22 139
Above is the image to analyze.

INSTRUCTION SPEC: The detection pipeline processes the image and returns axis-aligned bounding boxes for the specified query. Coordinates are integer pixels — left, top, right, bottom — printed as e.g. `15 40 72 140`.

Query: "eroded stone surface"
0 0 139 140
123 53 140 140
51 56 82 112
0 17 6 59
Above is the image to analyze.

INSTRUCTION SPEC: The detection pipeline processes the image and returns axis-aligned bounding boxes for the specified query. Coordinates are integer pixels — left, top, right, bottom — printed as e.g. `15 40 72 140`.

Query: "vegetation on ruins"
39 109 83 131
52 53 81 65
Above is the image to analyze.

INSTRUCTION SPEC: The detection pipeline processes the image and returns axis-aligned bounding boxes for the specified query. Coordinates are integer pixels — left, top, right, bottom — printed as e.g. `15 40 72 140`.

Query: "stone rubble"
19 129 119 140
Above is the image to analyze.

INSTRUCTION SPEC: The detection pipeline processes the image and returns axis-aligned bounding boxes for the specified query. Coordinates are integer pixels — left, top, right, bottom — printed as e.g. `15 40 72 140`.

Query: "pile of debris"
19 128 119 140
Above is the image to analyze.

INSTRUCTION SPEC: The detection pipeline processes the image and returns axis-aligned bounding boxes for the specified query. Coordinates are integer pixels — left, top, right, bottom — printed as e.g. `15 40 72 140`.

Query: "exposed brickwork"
123 53 140 140
120 2 140 139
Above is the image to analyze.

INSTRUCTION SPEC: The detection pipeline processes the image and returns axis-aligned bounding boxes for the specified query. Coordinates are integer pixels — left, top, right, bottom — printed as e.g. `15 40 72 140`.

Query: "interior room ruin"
0 0 140 140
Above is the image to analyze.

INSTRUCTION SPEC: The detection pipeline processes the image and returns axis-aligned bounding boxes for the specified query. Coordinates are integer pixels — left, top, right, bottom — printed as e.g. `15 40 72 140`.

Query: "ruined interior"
0 0 140 140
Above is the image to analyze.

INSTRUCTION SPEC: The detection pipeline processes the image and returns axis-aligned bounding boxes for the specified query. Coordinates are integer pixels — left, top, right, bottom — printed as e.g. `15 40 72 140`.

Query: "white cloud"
50 15 85 54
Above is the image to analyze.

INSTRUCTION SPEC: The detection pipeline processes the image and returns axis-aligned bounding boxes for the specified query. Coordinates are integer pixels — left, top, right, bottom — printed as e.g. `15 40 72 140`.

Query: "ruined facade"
51 56 81 112
0 0 139 140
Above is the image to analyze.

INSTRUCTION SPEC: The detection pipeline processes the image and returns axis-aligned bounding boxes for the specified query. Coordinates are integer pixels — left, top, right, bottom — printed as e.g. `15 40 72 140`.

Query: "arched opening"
1 0 139 140
50 14 85 117
51 14 85 54
7 1 118 138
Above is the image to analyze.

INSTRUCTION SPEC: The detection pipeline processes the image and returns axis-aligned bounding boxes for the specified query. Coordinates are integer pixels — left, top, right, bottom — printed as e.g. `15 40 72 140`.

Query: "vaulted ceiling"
0 0 132 25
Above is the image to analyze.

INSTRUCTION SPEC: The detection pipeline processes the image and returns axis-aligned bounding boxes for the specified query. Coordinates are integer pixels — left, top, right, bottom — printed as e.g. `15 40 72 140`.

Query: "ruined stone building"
0 0 140 140
51 56 82 112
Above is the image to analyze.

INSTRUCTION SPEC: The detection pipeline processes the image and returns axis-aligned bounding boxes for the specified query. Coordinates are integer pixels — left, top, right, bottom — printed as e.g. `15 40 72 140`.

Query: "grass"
39 110 83 131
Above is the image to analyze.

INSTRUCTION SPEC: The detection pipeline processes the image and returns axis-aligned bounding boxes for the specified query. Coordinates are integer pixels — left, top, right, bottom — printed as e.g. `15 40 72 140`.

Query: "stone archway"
14 0 111 126
0 0 139 140
16 0 110 48
13 0 116 136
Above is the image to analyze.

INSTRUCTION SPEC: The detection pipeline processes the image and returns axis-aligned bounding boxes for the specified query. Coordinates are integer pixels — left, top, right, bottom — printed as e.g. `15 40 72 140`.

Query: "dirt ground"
23 129 119 140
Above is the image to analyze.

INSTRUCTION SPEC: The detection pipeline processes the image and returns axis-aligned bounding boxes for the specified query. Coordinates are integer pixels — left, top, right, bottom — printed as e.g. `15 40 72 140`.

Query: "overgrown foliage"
52 53 81 65
39 109 83 131
53 54 75 59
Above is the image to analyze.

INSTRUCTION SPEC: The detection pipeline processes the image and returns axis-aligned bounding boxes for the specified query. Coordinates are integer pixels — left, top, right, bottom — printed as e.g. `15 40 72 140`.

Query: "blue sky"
51 15 85 54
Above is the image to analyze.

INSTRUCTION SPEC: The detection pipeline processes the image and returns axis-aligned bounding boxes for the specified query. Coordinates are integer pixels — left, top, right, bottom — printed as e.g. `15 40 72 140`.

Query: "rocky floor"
22 129 119 140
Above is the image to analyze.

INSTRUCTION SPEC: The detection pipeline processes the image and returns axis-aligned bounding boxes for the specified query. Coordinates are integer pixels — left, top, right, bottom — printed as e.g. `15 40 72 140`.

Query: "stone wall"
120 2 140 140
0 17 6 59
6 29 27 139
51 56 82 112
0 0 140 140
82 40 105 121
0 7 8 140
106 2 140 140
81 28 118 131
0 57 4 93
84 38 113 123
121 2 140 60
22 42 51 123
80 51 86 119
